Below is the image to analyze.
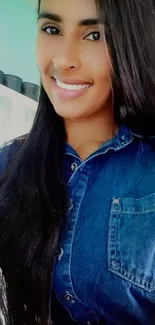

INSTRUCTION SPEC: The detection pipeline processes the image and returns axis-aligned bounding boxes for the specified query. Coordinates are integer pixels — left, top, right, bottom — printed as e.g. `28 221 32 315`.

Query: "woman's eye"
85 31 100 41
41 26 60 35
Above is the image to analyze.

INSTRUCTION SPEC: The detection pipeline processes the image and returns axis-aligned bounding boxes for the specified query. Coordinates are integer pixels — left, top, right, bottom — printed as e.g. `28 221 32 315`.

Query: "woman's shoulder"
0 134 27 175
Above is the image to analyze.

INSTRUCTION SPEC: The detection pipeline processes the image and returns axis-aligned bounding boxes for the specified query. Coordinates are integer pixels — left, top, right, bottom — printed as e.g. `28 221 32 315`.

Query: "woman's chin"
50 100 88 120
54 108 85 120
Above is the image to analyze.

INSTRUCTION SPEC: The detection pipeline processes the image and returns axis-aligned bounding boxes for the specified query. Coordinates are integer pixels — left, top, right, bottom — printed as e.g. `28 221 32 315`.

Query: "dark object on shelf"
0 71 4 84
0 69 40 102
4 74 22 93
21 82 39 101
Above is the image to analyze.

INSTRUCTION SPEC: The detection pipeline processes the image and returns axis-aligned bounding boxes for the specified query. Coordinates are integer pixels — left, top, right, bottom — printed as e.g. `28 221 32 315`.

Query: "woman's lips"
51 77 91 100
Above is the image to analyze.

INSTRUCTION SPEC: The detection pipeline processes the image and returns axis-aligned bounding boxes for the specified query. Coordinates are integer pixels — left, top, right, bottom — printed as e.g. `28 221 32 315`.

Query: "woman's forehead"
39 0 98 18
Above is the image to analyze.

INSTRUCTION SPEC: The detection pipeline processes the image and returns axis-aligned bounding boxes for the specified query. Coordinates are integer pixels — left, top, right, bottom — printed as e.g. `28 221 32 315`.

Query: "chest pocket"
108 194 155 292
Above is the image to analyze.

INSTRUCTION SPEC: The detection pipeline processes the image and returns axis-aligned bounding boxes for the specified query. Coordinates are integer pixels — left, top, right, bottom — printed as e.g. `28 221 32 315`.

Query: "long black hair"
1 0 155 324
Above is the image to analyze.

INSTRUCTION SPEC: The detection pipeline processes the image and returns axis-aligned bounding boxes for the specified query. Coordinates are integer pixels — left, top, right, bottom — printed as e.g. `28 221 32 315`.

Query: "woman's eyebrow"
37 12 104 26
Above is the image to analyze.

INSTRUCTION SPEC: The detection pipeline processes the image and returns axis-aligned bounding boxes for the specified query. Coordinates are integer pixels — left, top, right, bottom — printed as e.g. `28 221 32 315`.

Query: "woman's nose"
53 43 81 72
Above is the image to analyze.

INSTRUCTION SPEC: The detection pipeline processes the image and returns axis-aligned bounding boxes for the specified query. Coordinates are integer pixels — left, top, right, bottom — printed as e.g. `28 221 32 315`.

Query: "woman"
0 0 155 324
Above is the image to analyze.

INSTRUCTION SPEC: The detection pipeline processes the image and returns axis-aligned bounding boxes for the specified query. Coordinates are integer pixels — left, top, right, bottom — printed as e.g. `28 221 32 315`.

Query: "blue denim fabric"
0 126 155 325
52 125 155 325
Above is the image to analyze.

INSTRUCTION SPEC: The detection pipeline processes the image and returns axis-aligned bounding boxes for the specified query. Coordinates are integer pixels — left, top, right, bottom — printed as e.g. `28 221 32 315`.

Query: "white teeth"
56 79 89 91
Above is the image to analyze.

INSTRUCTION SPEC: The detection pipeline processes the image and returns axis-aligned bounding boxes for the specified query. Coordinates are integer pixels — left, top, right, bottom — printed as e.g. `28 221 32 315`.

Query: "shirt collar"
64 124 134 158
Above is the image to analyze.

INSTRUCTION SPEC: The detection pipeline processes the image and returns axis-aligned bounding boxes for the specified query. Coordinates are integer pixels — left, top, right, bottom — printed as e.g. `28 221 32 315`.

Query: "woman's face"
36 0 113 120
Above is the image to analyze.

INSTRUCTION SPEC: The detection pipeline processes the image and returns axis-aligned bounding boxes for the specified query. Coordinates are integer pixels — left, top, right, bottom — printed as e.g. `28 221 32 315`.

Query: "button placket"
54 161 100 325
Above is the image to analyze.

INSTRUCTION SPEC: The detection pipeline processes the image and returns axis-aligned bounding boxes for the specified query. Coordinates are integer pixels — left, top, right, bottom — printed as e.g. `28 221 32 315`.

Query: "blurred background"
0 0 39 145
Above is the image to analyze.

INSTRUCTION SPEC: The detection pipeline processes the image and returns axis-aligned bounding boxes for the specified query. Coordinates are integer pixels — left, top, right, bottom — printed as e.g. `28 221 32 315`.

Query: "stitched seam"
112 208 155 214
109 265 155 289
67 167 100 320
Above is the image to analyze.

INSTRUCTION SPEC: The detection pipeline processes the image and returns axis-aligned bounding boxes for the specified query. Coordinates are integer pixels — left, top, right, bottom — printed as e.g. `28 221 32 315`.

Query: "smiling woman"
1 0 155 325
36 0 113 127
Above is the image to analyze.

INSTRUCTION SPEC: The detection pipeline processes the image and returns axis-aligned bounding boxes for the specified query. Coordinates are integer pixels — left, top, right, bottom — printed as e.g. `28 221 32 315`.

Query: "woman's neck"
64 108 118 160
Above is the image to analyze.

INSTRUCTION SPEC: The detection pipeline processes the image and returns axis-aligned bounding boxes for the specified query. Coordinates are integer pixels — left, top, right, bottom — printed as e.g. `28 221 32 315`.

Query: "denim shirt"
0 125 155 325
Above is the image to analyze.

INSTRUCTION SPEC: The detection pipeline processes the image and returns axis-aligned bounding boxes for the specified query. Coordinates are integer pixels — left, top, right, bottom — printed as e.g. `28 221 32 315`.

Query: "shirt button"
69 199 73 211
71 162 78 172
113 198 120 205
58 247 63 261
64 293 74 303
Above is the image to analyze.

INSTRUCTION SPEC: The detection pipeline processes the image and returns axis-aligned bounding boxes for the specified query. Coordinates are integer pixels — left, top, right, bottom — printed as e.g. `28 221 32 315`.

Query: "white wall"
0 0 39 84
0 85 37 145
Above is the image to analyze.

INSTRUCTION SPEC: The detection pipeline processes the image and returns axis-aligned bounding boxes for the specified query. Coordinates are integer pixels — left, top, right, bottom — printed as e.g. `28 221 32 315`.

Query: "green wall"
0 0 39 84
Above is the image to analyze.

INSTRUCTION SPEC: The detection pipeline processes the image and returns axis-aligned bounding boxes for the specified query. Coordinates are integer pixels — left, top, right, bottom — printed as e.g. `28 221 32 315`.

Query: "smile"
56 79 90 91
51 77 91 100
